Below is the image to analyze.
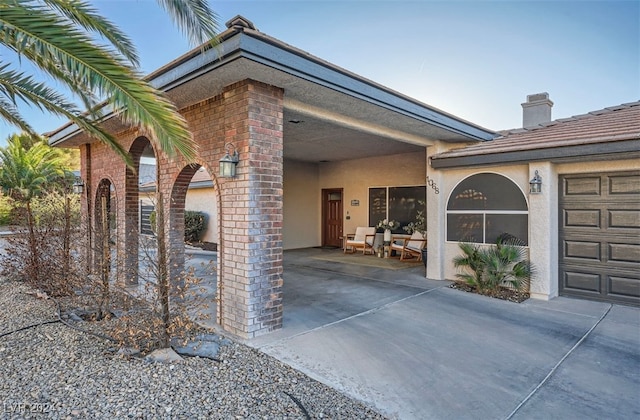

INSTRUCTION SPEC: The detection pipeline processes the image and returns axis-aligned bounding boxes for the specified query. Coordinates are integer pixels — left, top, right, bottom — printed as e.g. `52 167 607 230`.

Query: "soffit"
49 25 496 163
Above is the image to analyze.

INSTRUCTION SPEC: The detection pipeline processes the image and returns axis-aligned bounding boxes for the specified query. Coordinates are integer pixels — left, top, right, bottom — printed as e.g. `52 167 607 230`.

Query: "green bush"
453 233 533 295
149 209 207 243
184 210 206 242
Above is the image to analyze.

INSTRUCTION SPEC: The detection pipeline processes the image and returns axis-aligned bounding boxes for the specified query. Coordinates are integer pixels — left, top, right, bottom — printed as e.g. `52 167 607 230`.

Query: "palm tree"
0 134 66 283
0 0 219 164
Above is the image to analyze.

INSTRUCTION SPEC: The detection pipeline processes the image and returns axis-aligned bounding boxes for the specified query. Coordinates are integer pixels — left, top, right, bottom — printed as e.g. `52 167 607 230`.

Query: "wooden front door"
322 188 343 248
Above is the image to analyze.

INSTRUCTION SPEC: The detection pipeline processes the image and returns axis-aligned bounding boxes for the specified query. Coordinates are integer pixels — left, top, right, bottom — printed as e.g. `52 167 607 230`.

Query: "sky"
1 0 638 146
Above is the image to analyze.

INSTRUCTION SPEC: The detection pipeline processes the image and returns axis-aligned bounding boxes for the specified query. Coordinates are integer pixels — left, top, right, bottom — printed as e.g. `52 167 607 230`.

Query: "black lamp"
72 178 85 195
529 170 542 194
219 143 239 178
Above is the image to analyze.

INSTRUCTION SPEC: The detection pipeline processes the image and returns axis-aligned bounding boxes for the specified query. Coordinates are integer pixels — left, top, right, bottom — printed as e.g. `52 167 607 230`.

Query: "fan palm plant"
0 134 66 283
0 0 219 164
453 234 533 295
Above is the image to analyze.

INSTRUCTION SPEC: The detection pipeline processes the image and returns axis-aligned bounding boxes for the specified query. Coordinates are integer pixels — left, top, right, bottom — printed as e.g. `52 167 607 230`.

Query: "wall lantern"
529 170 542 194
72 178 85 195
219 143 239 178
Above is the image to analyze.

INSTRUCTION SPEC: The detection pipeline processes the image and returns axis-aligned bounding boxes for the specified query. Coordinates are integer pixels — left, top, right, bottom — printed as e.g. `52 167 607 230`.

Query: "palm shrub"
453 234 533 296
452 242 486 290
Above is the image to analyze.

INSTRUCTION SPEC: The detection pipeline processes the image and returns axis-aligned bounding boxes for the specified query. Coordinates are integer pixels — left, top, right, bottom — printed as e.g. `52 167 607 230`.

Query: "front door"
322 188 343 248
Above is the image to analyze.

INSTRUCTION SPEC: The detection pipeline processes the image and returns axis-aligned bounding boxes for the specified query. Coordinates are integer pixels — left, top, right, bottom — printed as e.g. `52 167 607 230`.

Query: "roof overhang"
430 138 640 169
49 17 496 163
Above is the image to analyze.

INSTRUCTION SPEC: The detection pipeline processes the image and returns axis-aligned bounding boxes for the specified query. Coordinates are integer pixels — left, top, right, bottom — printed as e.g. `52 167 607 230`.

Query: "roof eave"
49 19 496 147
430 138 640 169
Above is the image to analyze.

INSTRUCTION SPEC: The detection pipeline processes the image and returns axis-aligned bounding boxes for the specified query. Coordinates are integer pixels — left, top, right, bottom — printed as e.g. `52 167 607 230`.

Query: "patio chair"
390 231 426 261
344 227 377 255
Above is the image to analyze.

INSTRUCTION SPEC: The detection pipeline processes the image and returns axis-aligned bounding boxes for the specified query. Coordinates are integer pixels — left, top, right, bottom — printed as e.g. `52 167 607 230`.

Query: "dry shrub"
0 191 85 296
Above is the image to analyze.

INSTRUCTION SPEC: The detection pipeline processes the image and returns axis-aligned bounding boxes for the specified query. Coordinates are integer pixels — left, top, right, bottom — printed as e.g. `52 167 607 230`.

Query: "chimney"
521 92 553 128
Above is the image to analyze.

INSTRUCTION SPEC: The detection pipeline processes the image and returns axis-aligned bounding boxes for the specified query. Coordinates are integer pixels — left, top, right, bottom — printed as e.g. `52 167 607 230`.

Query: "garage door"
559 171 640 306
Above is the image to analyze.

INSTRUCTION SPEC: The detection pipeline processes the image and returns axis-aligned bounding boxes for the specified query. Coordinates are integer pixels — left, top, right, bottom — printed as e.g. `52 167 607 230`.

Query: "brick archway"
122 137 155 284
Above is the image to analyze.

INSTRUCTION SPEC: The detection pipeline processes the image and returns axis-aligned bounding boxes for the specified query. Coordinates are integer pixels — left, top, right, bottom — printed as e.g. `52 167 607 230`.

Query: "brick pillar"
218 80 284 338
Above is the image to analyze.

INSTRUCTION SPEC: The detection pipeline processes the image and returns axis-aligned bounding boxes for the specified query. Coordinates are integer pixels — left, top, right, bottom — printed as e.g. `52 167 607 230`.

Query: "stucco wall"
436 164 530 280
282 151 427 250
184 187 217 243
319 151 427 235
283 159 320 250
430 157 639 301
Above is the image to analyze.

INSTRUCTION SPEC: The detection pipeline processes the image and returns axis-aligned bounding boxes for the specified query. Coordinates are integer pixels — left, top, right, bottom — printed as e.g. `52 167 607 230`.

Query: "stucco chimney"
521 92 553 128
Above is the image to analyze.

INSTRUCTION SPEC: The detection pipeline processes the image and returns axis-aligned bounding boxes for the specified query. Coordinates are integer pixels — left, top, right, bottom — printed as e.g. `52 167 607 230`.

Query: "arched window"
447 173 528 244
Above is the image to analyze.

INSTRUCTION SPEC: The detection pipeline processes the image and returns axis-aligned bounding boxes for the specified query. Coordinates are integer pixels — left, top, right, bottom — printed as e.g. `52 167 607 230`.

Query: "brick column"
218 80 284 338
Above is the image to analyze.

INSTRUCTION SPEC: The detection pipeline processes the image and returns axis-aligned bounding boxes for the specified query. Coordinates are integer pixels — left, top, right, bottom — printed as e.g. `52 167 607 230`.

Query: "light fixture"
219 143 239 178
72 178 85 195
529 170 542 194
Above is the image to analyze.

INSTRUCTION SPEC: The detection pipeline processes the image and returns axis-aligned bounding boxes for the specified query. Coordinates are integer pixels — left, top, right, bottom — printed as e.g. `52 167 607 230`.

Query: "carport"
49 15 494 338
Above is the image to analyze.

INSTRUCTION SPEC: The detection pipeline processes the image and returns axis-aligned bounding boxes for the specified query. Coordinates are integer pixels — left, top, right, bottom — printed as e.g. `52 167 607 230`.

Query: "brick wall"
81 79 284 338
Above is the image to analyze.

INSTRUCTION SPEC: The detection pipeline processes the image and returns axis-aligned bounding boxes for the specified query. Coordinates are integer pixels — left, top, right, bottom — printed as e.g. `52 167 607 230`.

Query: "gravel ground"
0 278 386 419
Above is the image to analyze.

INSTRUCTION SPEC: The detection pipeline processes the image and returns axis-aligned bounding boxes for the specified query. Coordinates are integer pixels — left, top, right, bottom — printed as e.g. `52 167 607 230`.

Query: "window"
369 186 426 233
447 173 528 244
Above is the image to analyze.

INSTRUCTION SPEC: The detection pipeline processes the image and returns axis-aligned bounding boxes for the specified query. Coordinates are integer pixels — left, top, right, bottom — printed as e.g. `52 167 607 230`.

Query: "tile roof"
431 101 640 161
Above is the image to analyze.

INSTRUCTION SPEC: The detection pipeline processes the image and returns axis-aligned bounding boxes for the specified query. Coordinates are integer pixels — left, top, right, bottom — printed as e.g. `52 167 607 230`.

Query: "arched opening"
169 163 219 325
123 137 156 285
446 173 529 244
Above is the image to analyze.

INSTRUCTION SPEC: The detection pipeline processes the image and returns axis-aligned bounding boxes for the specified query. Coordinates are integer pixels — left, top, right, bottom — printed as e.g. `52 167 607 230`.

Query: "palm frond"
2 2 196 161
157 0 220 46
42 0 140 65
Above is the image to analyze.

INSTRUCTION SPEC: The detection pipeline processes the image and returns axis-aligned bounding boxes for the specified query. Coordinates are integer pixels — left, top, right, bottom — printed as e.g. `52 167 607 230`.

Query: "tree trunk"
155 191 171 348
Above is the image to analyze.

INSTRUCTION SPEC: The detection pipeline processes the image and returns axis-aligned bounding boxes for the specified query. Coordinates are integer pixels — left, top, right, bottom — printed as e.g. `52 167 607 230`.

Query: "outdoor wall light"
529 170 542 194
72 178 85 195
219 143 239 178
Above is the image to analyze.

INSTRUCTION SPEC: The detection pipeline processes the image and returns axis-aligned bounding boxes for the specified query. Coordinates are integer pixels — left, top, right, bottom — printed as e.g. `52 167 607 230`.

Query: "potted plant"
403 200 427 265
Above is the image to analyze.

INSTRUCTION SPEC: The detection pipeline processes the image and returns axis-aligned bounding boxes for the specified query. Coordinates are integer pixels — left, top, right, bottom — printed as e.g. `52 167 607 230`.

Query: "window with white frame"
446 173 528 244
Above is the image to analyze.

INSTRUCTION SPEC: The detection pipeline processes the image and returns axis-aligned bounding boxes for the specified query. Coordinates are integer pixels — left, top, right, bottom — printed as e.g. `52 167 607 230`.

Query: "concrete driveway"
248 248 640 419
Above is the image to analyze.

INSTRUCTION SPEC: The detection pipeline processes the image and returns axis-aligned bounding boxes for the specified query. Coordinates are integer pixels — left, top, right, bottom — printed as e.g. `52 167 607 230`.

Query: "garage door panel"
563 270 601 292
609 275 640 298
560 171 640 306
609 174 640 194
609 243 640 264
565 177 601 196
564 209 600 228
564 240 600 260
608 209 640 229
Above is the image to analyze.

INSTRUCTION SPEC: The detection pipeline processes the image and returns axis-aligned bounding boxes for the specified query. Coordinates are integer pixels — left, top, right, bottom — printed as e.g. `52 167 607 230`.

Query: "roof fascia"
430 139 640 169
50 29 496 145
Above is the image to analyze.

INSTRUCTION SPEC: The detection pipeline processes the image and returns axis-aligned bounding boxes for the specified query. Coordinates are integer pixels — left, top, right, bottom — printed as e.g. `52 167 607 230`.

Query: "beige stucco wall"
434 164 530 279
319 151 427 235
282 151 427 250
283 159 321 250
429 155 640 301
185 187 217 243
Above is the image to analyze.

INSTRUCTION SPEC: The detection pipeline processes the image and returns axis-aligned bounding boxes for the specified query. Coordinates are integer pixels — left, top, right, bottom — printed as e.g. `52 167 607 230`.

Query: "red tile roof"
432 101 640 161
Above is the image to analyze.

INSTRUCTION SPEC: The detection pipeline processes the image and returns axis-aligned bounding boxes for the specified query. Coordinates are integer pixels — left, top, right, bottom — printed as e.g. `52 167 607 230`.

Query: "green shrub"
453 233 533 295
184 210 206 242
149 209 207 242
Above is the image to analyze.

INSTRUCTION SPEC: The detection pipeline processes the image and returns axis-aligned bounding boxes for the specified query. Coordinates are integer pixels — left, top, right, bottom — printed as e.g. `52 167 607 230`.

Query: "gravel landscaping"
0 278 386 419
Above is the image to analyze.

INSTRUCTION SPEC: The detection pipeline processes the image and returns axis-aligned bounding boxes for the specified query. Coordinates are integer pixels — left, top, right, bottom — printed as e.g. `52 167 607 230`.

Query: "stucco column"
426 146 447 281
528 162 558 299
